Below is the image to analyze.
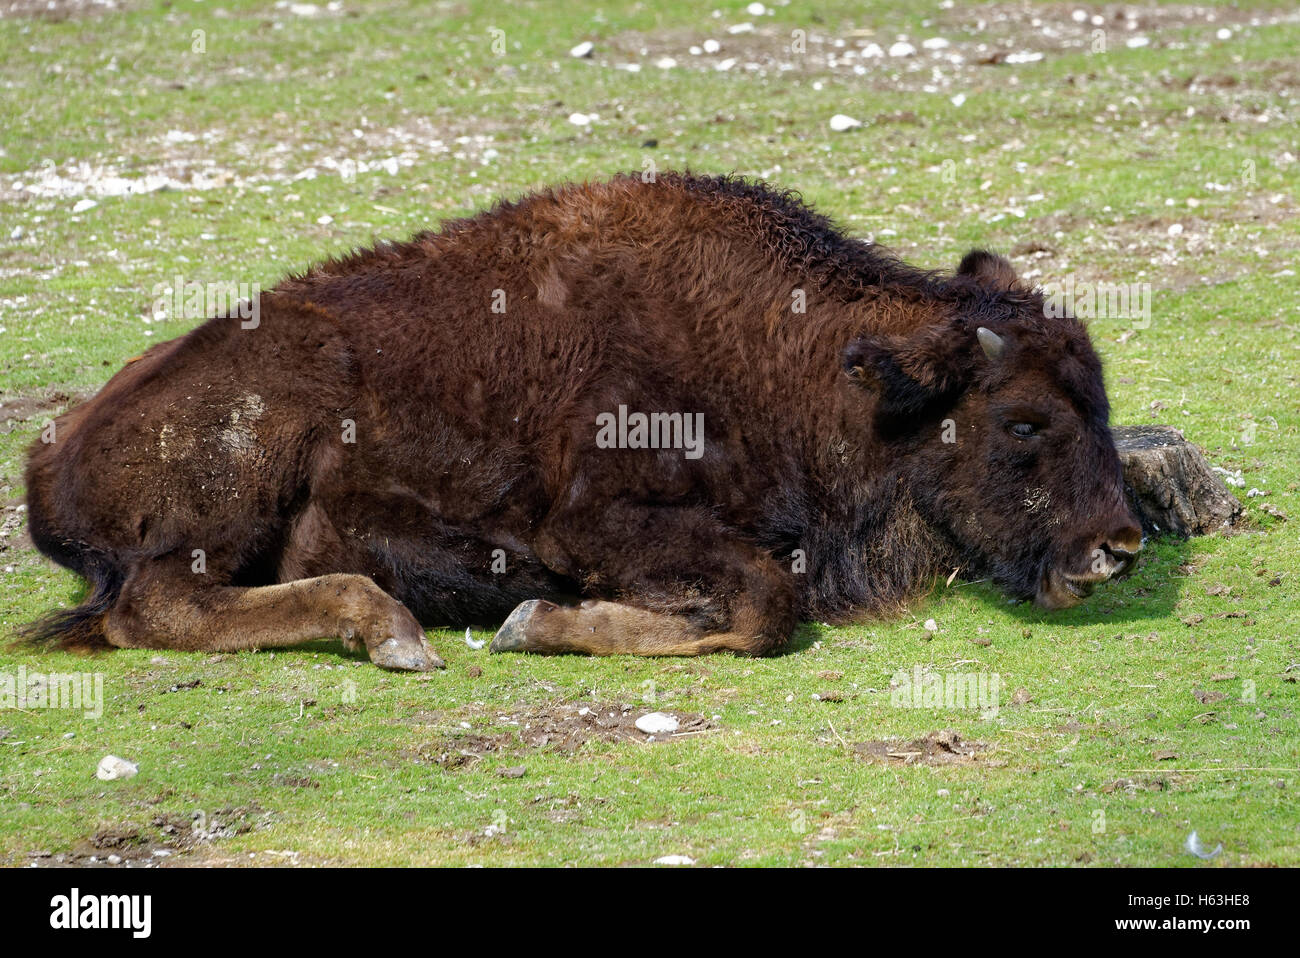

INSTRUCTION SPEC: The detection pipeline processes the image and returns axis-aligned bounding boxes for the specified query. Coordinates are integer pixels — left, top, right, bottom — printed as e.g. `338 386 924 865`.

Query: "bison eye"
1009 422 1039 439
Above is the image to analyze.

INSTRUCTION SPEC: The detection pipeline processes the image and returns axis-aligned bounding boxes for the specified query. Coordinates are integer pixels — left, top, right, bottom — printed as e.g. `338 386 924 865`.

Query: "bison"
24 172 1142 671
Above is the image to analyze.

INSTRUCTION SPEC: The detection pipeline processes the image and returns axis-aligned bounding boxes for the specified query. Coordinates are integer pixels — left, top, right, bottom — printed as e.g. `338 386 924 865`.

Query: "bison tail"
18 550 123 652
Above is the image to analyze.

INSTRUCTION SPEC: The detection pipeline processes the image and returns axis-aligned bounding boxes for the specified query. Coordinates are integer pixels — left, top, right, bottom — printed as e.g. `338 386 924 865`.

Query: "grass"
0 0 1297 866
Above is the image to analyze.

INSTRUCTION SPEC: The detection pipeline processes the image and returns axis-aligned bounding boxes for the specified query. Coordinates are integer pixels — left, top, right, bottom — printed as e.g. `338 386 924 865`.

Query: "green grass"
1 0 1297 866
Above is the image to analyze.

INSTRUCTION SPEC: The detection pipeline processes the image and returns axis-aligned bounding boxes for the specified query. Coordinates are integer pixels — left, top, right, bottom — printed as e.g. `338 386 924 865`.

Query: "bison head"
844 250 1143 609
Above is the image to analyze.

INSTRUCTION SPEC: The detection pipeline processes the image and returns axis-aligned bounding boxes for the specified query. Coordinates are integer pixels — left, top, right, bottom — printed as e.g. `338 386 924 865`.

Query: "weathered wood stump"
1114 425 1242 537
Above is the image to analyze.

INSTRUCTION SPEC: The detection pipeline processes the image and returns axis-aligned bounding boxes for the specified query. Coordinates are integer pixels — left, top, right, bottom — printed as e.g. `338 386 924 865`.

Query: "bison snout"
1036 520 1144 610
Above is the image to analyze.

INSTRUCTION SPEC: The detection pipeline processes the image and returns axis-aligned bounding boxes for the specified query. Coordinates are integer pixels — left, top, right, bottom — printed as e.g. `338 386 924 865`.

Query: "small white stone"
715 57 737 71
654 56 678 69
568 112 592 126
10 226 23 240
861 43 883 58
888 41 916 57
316 214 333 225
728 22 755 35
923 618 938 632
71 199 97 213
829 114 862 132
96 755 138 781
922 37 949 50
653 854 695 866
1216 28 1232 41
1126 36 1149 48
569 41 594 58
1071 10 1088 23
1168 223 1183 236
746 2 767 16
635 712 679 734
950 93 967 107
703 39 721 54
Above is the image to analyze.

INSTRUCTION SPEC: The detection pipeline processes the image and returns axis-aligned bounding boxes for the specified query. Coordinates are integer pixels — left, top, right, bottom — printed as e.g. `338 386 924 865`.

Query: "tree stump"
1114 425 1242 537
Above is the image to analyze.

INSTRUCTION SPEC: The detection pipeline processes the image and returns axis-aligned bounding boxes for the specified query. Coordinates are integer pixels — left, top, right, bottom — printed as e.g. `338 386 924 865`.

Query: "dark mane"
288 171 955 302
652 171 949 301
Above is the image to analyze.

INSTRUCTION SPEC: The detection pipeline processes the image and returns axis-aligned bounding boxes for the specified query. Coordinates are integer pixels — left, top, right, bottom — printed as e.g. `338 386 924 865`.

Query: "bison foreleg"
105 569 443 671
489 504 797 657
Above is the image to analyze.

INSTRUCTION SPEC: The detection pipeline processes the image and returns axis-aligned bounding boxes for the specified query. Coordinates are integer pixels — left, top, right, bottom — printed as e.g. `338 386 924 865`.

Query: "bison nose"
1093 523 1144 577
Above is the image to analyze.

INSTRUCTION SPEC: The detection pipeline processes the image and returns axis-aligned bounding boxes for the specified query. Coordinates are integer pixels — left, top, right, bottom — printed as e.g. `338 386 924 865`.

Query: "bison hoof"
370 635 444 671
489 599 556 653
366 612 444 671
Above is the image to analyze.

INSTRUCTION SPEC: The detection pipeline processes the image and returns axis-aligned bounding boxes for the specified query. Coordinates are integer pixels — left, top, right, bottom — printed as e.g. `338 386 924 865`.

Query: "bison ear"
958 249 1020 290
843 325 971 422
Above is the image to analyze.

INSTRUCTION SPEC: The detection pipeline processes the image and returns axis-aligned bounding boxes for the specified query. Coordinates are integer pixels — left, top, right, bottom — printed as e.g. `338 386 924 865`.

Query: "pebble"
96 755 138 781
568 112 593 126
569 41 594 59
888 41 916 57
635 712 679 734
829 114 862 132
702 39 721 54
653 854 695 866
924 619 938 632
71 199 97 213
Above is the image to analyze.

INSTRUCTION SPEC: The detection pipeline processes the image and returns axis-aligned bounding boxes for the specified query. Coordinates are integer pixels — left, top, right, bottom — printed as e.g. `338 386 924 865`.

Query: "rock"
1114 425 1242 536
569 41 594 59
888 41 916 57
635 712 679 734
96 755 138 781
71 199 97 213
829 114 862 132
653 854 695 866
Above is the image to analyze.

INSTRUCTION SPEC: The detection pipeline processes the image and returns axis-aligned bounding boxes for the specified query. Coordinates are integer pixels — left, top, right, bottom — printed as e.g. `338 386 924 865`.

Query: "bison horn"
976 326 1006 361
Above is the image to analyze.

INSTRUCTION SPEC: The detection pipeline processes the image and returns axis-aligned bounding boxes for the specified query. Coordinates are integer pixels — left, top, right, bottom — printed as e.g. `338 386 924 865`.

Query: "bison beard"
22 173 1142 669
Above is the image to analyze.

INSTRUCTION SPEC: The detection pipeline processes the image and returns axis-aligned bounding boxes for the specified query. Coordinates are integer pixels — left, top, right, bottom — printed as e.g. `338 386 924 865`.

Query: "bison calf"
24 173 1142 670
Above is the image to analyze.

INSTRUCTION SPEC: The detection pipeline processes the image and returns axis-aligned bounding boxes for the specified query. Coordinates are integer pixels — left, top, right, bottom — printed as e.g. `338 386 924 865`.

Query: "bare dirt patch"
0 389 89 433
853 729 992 766
605 4 1300 96
28 805 271 868
411 701 718 769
